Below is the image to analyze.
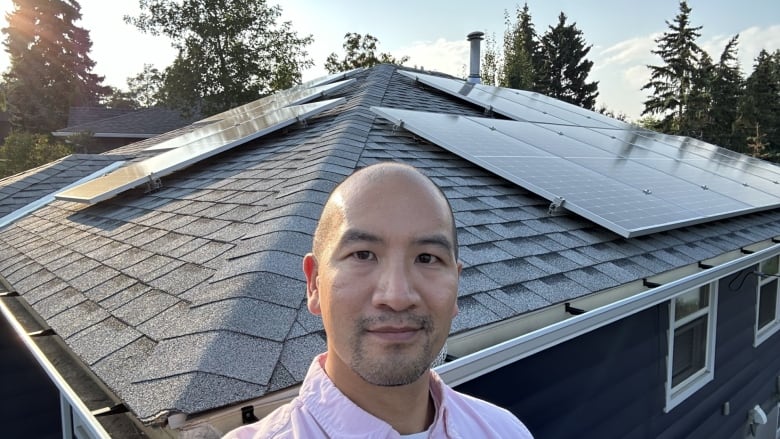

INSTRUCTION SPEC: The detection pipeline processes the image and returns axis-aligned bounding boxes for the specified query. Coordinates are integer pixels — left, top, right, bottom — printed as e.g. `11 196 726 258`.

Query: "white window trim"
754 256 780 346
775 401 780 439
664 282 718 412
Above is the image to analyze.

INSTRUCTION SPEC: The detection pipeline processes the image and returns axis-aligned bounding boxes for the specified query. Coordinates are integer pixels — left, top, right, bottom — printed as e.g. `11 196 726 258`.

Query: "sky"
0 0 778 120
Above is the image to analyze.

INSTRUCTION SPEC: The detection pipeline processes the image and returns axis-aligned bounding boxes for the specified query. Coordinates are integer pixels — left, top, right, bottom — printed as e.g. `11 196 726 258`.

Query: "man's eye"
417 253 439 264
353 251 375 261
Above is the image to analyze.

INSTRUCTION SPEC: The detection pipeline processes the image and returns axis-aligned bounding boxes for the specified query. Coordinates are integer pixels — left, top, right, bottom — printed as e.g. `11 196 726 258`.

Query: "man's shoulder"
222 401 300 439
440 385 534 438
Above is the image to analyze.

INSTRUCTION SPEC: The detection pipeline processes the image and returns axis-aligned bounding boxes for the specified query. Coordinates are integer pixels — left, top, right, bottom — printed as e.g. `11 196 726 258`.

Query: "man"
224 162 533 438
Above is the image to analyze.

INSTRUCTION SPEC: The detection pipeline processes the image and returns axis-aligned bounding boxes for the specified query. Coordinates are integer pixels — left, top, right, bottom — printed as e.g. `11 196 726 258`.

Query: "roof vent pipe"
467 31 484 84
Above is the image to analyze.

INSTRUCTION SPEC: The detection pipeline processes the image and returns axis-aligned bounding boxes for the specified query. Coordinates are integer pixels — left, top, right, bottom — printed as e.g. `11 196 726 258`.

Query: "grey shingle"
523 274 591 303
135 332 283 386
67 317 142 365
451 296 500 333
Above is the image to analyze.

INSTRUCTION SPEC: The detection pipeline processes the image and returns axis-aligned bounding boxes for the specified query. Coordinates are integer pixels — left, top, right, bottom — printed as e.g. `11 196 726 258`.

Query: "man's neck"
323 355 435 435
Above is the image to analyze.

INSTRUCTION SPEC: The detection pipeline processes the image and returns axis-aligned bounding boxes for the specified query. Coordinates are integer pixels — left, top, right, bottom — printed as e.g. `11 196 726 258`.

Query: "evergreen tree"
2 0 108 133
705 35 743 150
537 12 599 109
325 33 408 73
127 0 314 117
683 51 713 138
641 0 703 134
737 49 780 156
501 3 541 90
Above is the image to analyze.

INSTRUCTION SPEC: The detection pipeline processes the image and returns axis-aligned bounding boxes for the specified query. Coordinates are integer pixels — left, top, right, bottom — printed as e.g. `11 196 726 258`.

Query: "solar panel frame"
56 98 345 204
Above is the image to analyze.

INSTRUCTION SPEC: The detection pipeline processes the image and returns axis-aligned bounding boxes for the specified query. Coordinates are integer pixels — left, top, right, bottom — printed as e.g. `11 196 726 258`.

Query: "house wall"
0 312 61 439
456 268 780 439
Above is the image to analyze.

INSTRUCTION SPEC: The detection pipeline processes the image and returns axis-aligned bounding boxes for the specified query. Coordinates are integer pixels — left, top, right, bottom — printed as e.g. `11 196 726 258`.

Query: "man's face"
304 168 460 387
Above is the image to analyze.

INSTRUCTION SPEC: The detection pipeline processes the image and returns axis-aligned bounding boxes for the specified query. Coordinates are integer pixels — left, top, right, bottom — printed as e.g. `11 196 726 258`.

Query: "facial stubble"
349 314 437 387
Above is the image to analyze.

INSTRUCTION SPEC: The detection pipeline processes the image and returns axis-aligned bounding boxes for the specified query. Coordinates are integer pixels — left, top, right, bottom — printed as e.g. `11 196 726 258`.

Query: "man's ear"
303 253 321 315
452 260 463 318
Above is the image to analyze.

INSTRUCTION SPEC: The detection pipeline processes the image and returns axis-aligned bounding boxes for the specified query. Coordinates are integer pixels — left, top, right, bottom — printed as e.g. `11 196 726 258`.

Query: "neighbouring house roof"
53 107 202 139
1 64 779 429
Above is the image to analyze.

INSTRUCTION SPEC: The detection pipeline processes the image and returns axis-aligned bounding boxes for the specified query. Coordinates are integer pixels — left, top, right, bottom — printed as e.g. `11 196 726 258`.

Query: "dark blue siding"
455 268 780 439
0 312 61 439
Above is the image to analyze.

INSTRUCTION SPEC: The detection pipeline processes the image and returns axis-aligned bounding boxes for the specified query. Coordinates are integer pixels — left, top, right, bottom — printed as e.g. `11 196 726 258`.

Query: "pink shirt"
223 354 533 439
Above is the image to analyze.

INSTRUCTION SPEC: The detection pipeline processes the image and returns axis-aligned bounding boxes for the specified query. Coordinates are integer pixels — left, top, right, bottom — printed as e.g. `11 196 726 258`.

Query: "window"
665 282 717 412
755 255 780 346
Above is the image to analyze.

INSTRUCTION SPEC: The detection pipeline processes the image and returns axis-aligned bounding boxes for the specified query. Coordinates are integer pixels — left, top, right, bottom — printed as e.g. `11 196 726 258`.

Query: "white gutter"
0 160 125 230
0 299 111 439
437 241 780 387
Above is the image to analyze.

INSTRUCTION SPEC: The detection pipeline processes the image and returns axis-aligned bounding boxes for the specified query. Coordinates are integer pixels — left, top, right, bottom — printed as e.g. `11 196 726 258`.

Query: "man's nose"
372 259 419 311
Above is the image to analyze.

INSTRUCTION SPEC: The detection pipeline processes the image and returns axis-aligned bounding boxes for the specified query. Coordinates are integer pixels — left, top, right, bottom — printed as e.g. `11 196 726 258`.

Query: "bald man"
224 163 533 438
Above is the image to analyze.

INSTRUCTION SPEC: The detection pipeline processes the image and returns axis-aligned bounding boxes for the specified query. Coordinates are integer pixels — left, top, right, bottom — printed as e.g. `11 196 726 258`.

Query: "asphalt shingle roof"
1 64 780 423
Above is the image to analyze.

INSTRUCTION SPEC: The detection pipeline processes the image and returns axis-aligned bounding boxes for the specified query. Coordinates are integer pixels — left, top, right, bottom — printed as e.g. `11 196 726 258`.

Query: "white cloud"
395 38 470 78
597 33 660 68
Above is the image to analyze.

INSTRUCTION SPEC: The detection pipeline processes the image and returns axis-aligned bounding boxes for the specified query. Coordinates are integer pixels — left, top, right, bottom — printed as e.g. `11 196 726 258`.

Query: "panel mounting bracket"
548 196 566 216
145 173 163 193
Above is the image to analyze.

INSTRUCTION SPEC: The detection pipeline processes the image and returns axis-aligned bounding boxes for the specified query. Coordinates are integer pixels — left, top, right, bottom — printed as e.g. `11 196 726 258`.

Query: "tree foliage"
738 49 780 156
480 32 501 86
126 0 314 116
641 1 779 160
486 4 598 110
641 0 703 134
2 0 108 133
0 132 73 178
501 3 540 90
537 12 599 109
125 63 165 108
325 33 408 73
704 35 743 149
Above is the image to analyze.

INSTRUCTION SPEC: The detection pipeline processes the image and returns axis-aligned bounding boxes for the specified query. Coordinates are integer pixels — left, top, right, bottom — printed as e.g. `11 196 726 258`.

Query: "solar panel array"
370 105 780 238
56 70 362 204
57 99 344 204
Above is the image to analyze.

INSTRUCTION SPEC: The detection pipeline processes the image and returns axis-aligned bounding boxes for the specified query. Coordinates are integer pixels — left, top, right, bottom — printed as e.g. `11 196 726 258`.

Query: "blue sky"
1 0 778 120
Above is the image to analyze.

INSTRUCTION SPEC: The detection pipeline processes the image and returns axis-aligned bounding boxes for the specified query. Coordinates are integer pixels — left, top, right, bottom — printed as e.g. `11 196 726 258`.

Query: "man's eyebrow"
339 229 383 246
415 234 454 254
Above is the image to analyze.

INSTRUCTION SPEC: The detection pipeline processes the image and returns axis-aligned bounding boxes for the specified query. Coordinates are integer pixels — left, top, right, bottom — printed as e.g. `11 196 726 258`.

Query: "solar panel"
146 79 355 151
398 70 629 129
197 78 356 125
56 99 344 204
370 106 780 237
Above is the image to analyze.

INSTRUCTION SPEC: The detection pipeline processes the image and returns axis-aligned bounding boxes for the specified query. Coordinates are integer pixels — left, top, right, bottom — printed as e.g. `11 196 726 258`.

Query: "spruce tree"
706 35 743 150
738 49 780 156
537 12 599 109
641 0 703 134
2 0 108 133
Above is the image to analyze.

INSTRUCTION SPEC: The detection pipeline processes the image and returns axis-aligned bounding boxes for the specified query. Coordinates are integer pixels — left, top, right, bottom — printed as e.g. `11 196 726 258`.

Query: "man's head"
303 162 461 388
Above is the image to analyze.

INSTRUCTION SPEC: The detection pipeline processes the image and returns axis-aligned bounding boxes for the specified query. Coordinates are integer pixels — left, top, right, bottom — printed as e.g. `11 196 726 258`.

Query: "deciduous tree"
325 33 408 73
127 0 314 116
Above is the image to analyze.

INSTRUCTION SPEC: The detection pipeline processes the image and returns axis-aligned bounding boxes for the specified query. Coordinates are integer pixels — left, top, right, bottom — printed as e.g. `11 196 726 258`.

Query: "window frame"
755 255 780 346
664 282 718 412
